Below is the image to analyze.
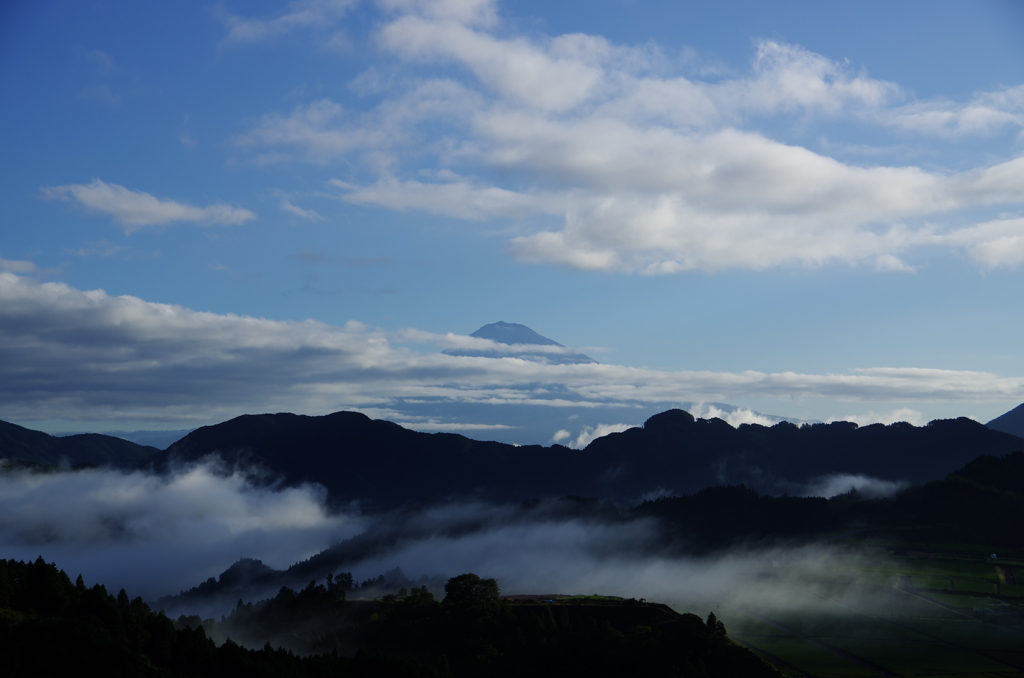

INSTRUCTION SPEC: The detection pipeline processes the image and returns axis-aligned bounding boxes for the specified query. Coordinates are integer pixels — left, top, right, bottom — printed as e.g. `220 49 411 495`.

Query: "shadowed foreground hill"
0 419 159 467
149 409 1024 507
0 557 780 678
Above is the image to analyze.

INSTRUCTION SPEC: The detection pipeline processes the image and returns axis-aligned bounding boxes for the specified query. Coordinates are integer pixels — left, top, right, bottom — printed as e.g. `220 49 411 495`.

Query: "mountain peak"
443 322 596 365
470 321 563 347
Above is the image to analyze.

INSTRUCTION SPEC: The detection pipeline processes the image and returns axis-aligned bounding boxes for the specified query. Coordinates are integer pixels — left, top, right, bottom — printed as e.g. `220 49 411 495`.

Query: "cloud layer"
228 0 1024 273
2 273 1023 427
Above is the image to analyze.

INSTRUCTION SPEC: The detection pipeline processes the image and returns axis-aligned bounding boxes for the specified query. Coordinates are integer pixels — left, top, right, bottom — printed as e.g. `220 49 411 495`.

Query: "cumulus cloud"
231 2 1024 273
688 404 780 427
42 179 256 233
569 423 635 449
825 408 927 427
0 460 363 598
2 273 1024 426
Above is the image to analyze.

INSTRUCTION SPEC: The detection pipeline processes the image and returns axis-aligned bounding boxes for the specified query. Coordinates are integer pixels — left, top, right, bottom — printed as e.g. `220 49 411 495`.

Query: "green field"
716 552 1024 677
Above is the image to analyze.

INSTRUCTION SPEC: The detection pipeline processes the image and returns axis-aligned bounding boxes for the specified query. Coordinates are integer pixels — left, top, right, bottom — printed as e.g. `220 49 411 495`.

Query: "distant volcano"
442 321 597 365
987 402 1024 438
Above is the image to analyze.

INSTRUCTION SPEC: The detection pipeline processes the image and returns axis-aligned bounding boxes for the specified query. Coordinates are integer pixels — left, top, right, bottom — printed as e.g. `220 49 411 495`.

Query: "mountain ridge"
0 419 160 467
147 408 1024 508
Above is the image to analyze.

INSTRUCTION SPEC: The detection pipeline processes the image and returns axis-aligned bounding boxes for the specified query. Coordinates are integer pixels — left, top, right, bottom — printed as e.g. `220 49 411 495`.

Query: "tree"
443 573 500 608
706 611 726 636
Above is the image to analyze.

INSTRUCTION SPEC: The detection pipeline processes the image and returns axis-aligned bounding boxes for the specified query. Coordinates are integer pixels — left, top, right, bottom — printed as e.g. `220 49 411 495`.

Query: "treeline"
0 559 780 677
0 557 436 677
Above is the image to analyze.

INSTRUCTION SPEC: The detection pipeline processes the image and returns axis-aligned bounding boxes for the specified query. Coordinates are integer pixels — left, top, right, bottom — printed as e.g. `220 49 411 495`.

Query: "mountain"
149 408 1024 507
442 321 596 364
986 402 1024 438
0 419 160 467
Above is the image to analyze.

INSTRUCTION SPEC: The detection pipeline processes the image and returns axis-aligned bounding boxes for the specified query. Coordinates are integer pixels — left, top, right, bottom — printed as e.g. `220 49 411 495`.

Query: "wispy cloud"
885 84 1024 137
280 198 323 220
2 273 1022 427
87 49 116 74
42 179 256 233
64 240 130 258
218 0 358 45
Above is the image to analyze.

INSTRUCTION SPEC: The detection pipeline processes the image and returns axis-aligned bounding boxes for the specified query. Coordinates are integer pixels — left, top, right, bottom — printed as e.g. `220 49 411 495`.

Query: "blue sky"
3 0 1024 444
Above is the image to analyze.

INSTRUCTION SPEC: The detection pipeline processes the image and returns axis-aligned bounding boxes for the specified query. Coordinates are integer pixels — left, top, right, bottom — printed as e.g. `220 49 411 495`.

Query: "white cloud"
886 84 1024 137
219 0 358 45
333 174 560 220
569 423 635 449
688 404 778 428
874 254 915 273
0 256 37 273
825 407 927 427
379 0 499 28
706 40 901 119
932 216 1024 269
42 179 256 233
550 429 570 444
2 274 1024 426
233 3 1024 274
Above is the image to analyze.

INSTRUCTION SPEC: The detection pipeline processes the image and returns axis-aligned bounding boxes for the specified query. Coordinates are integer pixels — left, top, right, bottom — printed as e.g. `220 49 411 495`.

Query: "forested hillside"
0 557 779 677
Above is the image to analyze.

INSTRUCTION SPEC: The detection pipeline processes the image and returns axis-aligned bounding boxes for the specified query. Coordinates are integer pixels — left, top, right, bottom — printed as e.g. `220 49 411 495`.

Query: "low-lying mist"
0 459 365 598
316 502 889 619
0 461 896 625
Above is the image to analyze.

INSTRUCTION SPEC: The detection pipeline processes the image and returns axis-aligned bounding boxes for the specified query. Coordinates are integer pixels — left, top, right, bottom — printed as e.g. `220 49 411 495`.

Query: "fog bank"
0 460 364 598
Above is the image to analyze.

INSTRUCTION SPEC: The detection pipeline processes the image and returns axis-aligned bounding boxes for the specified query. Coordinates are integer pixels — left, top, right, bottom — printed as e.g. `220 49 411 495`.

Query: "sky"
3 0 1024 445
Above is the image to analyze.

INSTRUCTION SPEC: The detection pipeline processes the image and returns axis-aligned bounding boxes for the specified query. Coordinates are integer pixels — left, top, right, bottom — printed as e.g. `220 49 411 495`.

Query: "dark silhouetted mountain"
0 419 159 467
986 402 1024 438
150 408 1024 508
442 321 596 364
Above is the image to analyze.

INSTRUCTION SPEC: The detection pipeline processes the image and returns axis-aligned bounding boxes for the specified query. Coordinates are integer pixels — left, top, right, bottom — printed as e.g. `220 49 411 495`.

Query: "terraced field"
722 554 1024 677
